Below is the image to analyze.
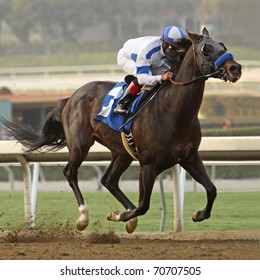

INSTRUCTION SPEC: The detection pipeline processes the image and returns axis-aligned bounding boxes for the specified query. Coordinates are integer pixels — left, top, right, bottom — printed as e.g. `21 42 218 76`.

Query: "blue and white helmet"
161 26 186 44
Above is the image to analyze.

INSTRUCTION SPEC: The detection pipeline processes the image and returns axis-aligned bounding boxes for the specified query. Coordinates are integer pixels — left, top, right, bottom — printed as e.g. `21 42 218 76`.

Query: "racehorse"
2 28 241 233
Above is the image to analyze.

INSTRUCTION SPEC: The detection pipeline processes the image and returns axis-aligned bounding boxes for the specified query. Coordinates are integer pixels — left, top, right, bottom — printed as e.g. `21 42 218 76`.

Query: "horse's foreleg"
180 152 217 222
102 154 136 209
102 154 139 233
112 164 156 230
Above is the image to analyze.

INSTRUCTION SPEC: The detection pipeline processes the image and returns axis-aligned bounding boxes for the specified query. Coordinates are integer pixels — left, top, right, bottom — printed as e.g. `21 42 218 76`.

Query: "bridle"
170 41 234 86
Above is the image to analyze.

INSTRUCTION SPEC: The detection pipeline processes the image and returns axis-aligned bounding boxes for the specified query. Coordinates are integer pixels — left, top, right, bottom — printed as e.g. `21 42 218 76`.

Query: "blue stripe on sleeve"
146 46 161 59
136 65 150 74
131 53 138 62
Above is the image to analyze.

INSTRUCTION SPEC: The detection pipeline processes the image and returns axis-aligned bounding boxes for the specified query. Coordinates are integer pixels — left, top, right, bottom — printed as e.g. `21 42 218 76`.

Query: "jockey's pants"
117 48 136 76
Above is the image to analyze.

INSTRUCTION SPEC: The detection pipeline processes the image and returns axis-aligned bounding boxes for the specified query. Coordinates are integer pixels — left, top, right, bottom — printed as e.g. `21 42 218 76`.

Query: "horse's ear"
202 27 209 36
186 30 203 43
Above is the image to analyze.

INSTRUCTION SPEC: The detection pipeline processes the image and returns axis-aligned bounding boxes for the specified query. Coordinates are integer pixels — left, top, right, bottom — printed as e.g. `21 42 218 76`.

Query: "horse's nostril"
229 65 238 74
229 64 242 75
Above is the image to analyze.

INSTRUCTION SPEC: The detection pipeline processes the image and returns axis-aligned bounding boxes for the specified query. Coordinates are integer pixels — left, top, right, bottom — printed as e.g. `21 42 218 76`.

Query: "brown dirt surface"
0 229 259 260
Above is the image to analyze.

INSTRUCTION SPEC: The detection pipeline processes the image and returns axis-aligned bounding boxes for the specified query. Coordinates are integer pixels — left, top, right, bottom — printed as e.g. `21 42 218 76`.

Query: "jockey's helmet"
161 26 186 45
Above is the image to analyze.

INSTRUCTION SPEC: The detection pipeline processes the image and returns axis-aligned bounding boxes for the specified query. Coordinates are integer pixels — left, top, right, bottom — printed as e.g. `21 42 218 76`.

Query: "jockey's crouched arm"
161 71 173 81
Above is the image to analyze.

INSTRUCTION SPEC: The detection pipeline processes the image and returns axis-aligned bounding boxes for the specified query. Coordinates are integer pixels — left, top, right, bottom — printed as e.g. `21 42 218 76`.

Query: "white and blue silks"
94 81 144 133
117 36 171 85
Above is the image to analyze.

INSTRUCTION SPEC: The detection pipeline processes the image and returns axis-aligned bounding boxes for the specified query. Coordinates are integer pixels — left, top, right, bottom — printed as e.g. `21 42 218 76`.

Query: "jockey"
114 25 188 114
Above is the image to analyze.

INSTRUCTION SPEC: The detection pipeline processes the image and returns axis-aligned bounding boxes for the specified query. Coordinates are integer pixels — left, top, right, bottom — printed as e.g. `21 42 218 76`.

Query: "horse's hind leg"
180 152 217 222
63 137 93 231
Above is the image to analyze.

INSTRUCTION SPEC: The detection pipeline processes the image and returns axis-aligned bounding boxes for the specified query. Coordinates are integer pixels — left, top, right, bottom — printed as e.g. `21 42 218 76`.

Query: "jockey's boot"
114 80 141 114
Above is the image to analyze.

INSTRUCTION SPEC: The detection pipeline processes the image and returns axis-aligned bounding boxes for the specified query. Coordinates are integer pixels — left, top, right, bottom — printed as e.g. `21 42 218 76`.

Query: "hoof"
125 217 138 234
76 217 89 231
192 210 210 222
192 211 200 222
107 210 120 222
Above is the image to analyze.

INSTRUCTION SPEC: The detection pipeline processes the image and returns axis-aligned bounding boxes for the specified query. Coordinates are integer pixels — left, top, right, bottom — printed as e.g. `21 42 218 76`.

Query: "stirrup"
114 104 129 114
114 93 135 114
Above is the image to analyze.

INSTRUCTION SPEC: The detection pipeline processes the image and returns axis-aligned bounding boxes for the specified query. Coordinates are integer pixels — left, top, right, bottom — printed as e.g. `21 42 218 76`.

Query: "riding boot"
114 80 142 114
113 92 136 114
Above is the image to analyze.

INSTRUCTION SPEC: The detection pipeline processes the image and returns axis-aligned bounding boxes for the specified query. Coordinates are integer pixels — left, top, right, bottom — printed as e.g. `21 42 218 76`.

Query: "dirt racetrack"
0 229 259 260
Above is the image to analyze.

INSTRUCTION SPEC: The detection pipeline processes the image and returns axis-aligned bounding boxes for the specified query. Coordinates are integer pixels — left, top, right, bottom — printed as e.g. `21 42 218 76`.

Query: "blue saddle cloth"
94 81 144 132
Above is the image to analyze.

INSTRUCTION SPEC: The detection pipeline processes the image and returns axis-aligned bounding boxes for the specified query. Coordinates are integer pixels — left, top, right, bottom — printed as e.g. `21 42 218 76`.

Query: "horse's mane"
169 38 192 79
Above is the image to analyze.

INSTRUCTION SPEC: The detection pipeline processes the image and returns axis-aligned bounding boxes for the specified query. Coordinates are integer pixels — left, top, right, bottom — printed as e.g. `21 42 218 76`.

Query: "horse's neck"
176 47 197 81
160 47 206 123
176 46 206 95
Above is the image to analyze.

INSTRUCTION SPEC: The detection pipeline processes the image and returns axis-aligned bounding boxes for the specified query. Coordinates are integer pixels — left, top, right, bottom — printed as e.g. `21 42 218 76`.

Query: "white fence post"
15 155 33 228
31 162 40 228
172 165 185 232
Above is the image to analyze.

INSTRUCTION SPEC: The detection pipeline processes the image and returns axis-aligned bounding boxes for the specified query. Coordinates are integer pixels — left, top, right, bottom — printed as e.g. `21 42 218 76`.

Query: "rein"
170 70 221 86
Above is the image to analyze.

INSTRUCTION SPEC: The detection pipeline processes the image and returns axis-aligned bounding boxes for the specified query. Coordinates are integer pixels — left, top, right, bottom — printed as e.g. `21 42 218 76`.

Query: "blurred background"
0 0 259 56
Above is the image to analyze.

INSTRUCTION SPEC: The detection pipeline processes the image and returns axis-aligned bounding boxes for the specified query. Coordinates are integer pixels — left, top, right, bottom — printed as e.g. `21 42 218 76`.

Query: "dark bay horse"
3 28 241 233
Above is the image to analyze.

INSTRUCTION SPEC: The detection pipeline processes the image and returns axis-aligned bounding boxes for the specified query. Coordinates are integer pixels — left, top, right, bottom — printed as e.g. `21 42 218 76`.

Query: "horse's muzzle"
225 60 242 83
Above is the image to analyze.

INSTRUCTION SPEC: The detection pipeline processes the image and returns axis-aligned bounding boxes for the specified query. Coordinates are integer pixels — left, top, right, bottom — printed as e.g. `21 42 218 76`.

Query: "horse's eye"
201 44 209 54
201 44 213 57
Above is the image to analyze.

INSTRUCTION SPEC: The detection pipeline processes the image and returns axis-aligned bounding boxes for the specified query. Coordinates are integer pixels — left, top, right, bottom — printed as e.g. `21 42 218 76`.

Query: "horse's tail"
2 98 69 151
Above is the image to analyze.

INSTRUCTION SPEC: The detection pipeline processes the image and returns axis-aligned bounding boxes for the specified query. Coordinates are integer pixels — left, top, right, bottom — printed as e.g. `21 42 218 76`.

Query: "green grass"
0 191 259 232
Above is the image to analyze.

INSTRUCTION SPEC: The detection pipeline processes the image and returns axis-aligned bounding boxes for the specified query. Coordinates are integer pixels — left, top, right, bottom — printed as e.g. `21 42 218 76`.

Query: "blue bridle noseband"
214 52 234 68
